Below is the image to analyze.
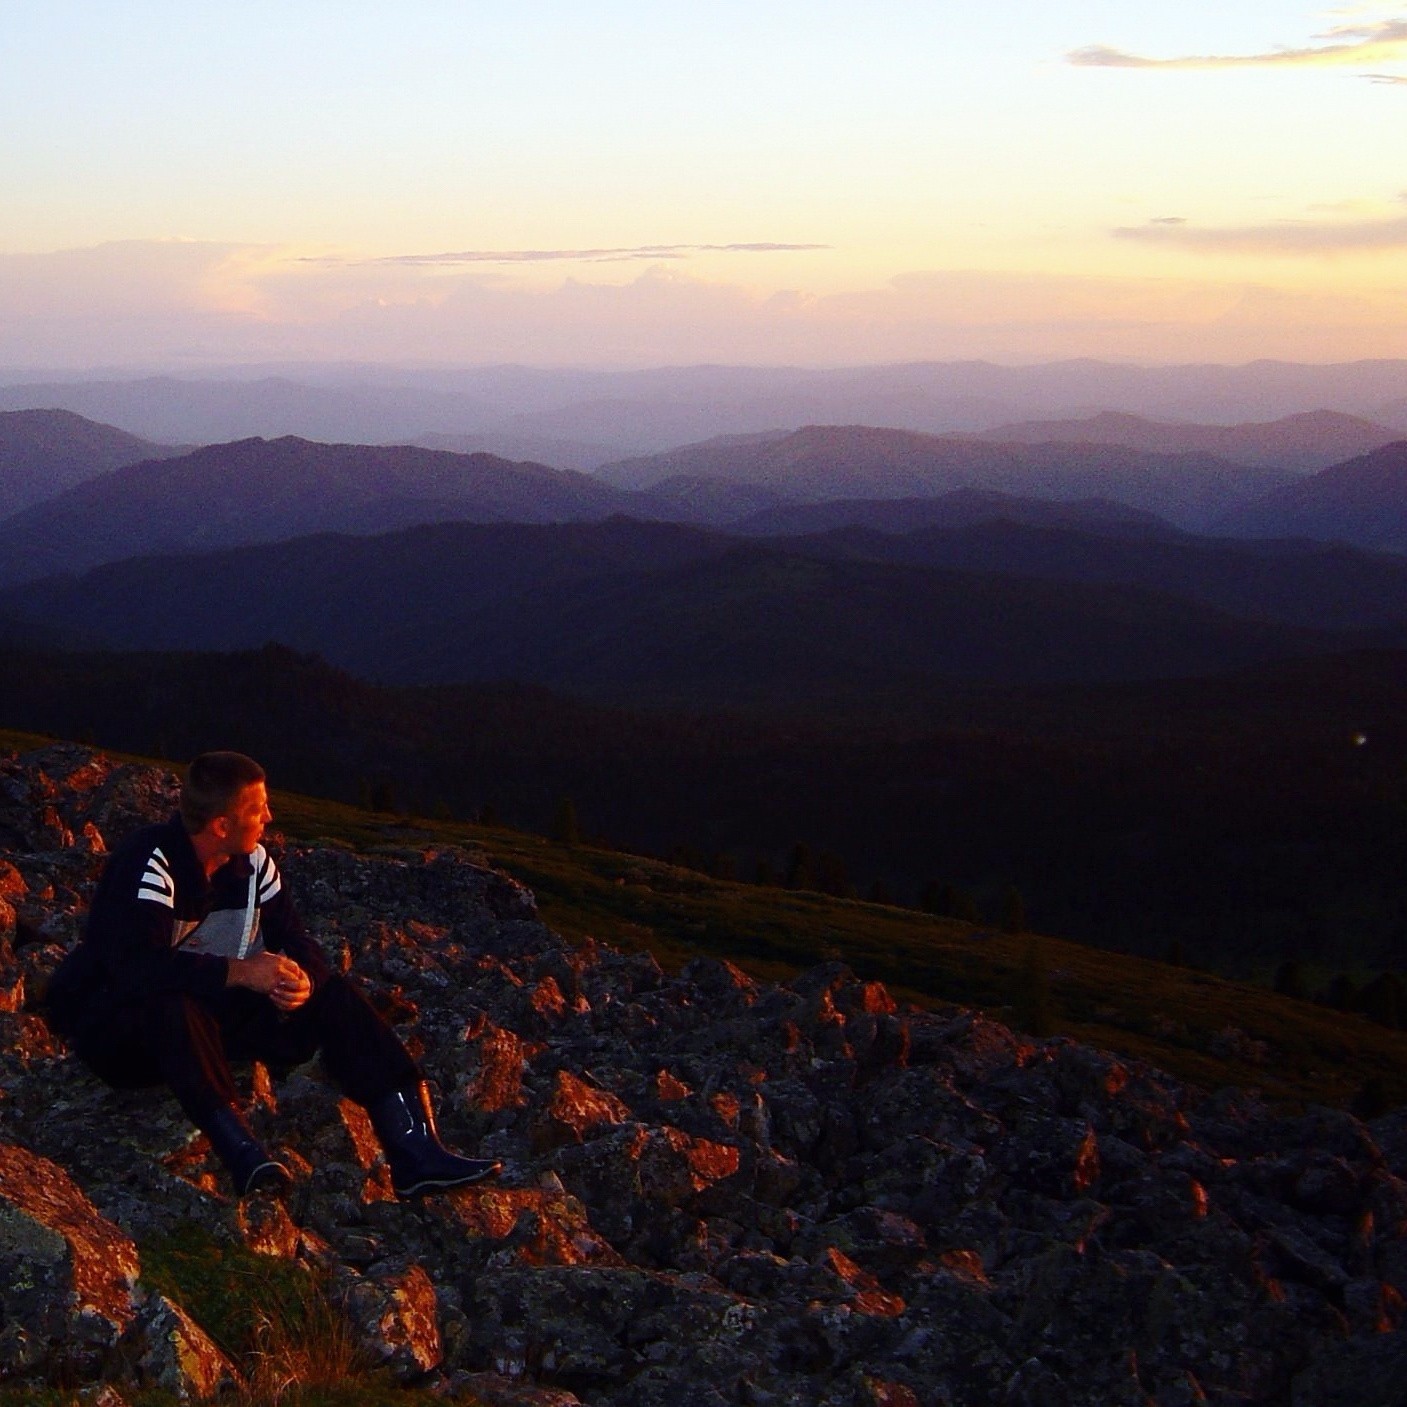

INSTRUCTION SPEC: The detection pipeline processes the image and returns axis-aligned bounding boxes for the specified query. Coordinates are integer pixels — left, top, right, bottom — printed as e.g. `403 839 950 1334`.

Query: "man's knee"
73 990 218 1089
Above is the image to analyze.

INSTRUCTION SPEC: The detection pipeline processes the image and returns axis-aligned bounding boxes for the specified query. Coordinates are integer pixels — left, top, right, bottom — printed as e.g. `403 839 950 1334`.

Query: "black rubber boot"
366 1082 502 1198
201 1104 293 1197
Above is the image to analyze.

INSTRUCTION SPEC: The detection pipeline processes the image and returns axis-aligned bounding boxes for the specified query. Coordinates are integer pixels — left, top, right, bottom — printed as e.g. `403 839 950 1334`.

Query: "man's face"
217 781 272 857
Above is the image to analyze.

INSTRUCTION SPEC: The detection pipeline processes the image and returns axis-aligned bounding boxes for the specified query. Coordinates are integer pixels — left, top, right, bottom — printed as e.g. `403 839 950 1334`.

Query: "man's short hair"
180 751 266 834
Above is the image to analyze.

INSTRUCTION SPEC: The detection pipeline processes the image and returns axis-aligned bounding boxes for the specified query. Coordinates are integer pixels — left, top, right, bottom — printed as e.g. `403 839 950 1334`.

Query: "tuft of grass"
135 1223 469 1406
139 1223 326 1368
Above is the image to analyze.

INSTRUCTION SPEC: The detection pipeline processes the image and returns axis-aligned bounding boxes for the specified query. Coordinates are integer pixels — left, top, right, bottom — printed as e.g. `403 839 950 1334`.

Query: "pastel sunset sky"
4 1 1405 368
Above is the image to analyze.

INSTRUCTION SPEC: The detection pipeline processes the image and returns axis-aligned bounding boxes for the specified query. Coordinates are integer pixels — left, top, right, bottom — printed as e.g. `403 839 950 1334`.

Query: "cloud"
4 240 1407 371
1068 17 1407 70
1364 70 1407 80
302 242 830 269
1115 210 1407 253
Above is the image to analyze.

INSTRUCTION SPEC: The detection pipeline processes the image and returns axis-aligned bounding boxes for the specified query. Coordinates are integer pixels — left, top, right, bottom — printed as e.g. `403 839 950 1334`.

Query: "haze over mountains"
6 399 1407 594
5 358 1407 462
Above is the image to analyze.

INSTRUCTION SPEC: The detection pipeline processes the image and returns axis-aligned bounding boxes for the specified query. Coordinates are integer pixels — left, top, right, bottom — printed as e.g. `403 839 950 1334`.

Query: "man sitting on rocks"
47 750 501 1198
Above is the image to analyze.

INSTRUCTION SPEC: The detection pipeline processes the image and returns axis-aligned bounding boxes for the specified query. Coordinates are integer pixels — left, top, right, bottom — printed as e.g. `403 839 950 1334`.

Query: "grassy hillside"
9 726 1402 1113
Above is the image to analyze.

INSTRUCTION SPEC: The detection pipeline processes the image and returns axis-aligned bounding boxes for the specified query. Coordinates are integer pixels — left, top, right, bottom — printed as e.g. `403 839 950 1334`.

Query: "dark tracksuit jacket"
48 816 413 1120
67 814 334 1010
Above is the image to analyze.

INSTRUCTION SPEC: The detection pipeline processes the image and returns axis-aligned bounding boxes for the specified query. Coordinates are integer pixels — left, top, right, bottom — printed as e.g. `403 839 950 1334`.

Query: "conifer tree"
1000 885 1027 934
1013 937 1054 1038
551 796 580 845
1273 959 1307 1001
785 843 815 891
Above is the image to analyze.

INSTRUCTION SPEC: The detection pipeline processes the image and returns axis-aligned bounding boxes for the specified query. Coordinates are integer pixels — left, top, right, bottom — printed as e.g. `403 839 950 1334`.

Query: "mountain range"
6 403 1407 572
0 516 1360 704
7 409 1407 690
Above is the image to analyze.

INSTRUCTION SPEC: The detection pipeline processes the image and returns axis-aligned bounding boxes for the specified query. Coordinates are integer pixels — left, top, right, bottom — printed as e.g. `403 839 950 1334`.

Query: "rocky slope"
2 743 1407 1405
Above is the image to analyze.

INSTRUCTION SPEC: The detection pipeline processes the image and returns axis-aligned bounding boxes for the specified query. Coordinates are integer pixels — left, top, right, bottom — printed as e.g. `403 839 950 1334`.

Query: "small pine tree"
551 796 580 845
1000 885 1027 935
920 881 977 921
1358 972 1405 1030
1013 937 1055 1038
1274 959 1307 1001
1325 971 1360 1011
816 851 850 898
785 843 815 891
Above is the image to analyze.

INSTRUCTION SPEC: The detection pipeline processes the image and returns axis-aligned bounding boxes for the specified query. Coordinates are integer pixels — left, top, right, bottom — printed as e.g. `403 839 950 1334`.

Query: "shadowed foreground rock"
3 742 1407 1405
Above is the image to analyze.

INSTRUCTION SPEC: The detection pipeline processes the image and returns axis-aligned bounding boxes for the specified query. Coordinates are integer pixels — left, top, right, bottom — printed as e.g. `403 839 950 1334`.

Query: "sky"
2 1 1405 370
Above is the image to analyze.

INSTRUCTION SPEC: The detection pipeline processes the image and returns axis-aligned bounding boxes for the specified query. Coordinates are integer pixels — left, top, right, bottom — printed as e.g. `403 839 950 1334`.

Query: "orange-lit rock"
543 1070 631 1145
1070 1126 1101 1195
655 1069 691 1102
468 1023 540 1113
861 1379 922 1407
0 861 24 900
434 1186 623 1267
709 1090 741 1127
856 982 897 1015
824 1247 906 1316
339 1262 442 1379
0 1142 141 1375
338 1097 383 1168
531 975 567 1021
237 1192 301 1258
939 1248 990 1286
133 1294 242 1400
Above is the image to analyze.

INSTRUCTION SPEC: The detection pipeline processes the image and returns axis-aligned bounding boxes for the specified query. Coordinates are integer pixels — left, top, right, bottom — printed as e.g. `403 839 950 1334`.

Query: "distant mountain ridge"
979 409 1400 473
0 434 638 587
597 423 1296 531
0 408 180 518
729 490 1172 538
1219 441 1407 552
806 519 1407 631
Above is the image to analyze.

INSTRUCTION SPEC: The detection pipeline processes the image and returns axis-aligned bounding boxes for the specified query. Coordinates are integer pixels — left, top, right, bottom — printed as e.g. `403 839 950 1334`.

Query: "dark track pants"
72 975 419 1123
